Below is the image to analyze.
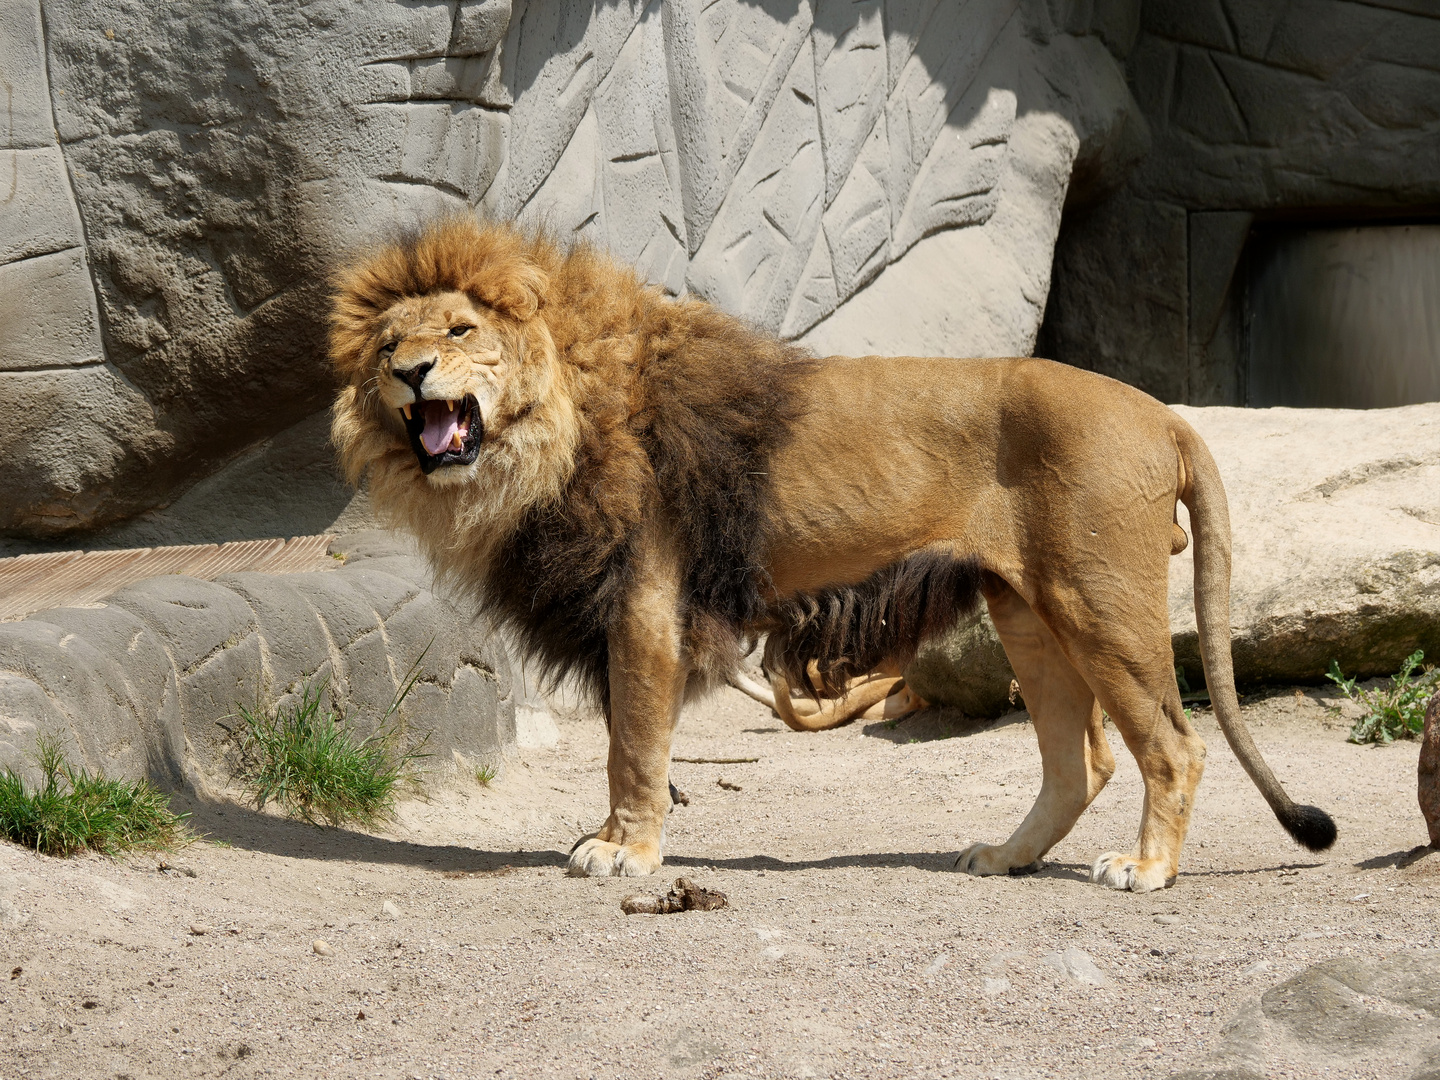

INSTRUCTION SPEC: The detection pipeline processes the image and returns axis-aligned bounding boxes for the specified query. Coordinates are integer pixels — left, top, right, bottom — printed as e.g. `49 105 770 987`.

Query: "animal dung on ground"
621 878 729 915
717 778 742 791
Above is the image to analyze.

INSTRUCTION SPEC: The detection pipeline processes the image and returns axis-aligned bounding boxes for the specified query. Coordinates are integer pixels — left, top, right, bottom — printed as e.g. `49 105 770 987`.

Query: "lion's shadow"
171 793 568 873
860 705 1029 744
172 794 1097 878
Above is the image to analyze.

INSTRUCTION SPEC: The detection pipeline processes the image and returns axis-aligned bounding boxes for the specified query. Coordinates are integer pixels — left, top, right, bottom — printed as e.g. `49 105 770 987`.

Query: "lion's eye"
448 325 473 339
378 342 396 357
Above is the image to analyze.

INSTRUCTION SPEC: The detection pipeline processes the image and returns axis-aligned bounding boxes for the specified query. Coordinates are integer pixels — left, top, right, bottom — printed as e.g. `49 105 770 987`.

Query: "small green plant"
475 763 497 787
229 664 429 827
1327 650 1438 745
0 734 188 856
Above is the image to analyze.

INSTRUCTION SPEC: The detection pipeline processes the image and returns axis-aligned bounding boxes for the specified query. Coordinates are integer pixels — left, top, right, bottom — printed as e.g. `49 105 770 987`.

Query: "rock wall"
0 531 514 789
0 0 1143 539
1038 0 1440 406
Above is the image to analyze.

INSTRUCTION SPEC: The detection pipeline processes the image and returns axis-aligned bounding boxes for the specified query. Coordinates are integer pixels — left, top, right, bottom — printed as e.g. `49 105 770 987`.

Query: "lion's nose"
393 360 434 393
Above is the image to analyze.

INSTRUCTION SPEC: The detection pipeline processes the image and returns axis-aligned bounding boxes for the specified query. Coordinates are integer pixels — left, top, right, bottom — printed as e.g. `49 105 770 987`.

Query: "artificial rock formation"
1 0 1144 539
0 531 514 788
1039 0 1440 407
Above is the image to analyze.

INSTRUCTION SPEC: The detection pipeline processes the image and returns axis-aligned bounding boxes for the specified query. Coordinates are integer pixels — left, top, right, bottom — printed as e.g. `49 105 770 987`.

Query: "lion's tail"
1178 423 1337 852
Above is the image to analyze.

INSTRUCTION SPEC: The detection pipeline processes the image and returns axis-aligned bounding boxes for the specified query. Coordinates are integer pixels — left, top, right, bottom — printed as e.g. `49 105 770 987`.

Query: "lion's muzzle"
401 395 482 474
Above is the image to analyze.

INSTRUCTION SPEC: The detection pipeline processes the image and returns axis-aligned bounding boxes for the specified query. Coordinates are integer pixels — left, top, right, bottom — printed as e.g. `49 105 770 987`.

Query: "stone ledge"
0 529 514 792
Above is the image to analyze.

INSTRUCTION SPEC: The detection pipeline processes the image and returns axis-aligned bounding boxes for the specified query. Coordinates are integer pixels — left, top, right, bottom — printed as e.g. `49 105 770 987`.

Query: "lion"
329 218 1336 892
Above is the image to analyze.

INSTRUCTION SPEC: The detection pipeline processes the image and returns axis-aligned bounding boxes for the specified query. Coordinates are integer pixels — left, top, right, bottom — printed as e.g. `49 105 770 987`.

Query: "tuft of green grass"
0 734 188 857
1328 650 1438 745
230 664 430 828
475 763 497 787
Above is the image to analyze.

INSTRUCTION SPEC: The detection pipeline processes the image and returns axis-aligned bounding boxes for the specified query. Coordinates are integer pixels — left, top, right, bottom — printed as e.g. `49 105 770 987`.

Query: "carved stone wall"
0 0 1142 541
1039 0 1440 406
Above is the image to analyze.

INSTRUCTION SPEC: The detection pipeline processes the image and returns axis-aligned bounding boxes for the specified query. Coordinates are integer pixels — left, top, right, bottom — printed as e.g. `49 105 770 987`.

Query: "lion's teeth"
449 431 463 451
401 403 412 420
446 399 454 412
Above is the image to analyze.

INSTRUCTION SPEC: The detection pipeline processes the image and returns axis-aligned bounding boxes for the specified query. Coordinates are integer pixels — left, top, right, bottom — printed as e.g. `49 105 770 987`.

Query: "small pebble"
1154 914 1180 925
381 900 400 919
189 924 210 936
312 940 334 957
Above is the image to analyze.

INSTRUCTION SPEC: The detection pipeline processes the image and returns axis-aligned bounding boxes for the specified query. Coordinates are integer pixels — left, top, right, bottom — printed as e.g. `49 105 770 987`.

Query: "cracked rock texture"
1039 0 1440 408
0 531 514 789
908 402 1440 714
1 0 1144 538
1172 951 1440 1080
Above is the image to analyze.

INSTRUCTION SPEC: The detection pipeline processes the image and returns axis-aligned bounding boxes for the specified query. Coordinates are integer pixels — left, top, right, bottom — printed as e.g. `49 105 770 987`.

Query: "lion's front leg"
567 546 688 878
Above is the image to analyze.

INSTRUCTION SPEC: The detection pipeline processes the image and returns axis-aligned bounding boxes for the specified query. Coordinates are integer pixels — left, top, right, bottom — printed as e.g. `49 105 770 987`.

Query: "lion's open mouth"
401 396 482 474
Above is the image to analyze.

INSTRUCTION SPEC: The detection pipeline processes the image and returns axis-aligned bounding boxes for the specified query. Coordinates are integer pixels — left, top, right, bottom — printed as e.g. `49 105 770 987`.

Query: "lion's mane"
330 219 814 713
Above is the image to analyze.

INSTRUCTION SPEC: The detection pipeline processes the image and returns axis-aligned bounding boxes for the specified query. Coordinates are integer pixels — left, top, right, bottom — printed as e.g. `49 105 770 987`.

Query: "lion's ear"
480 261 548 322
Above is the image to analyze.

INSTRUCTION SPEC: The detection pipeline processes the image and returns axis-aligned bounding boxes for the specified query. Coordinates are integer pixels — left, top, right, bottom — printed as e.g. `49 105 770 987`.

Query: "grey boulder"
1168 403 1440 689
1173 951 1440 1080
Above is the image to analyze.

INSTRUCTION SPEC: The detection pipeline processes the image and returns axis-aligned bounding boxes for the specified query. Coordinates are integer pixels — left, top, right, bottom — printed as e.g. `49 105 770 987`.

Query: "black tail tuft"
1281 803 1338 852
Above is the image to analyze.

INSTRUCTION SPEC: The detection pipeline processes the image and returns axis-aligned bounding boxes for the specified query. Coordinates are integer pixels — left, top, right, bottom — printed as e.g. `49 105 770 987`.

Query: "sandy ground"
0 684 1436 1080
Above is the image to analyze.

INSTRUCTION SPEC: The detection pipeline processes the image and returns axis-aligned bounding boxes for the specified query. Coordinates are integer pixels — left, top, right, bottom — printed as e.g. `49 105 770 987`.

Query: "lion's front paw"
1090 851 1172 893
955 843 1041 877
566 838 663 878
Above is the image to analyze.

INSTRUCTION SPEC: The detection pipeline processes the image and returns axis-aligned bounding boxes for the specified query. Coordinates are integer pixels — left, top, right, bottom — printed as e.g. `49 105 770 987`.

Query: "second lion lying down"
330 219 1336 893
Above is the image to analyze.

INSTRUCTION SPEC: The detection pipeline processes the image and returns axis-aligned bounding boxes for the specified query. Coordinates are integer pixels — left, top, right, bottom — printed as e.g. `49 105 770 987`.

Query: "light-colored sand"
0 686 1434 1080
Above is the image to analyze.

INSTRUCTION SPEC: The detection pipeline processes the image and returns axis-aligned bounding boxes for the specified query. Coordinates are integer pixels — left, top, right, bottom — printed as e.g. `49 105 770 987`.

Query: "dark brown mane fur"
331 219 817 715
486 279 817 712
762 551 985 699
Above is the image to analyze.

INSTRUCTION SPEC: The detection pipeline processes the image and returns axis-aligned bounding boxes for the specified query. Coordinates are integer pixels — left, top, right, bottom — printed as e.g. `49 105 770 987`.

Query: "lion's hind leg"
1085 681 1206 893
956 580 1115 878
1058 601 1207 894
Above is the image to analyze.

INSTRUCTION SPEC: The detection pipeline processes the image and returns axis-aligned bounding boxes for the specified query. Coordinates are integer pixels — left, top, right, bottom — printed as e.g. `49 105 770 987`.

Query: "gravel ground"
0 684 1435 1080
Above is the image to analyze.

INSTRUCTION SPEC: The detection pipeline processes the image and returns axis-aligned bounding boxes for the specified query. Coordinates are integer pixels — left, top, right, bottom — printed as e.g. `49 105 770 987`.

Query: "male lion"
330 219 1336 892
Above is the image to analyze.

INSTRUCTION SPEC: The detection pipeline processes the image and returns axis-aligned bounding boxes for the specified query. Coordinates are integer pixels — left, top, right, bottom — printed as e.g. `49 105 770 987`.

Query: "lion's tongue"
419 400 461 455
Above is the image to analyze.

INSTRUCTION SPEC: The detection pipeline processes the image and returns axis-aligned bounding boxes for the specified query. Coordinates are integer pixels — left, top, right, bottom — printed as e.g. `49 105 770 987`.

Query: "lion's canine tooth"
446 399 455 412
449 431 463 451
401 403 412 420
